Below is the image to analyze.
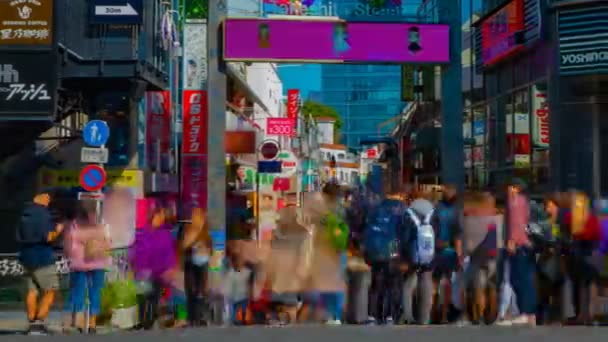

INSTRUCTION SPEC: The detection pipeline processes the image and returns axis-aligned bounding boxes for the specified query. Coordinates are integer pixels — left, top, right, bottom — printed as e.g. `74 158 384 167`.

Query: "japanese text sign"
182 90 208 155
287 89 299 120
266 117 295 136
0 0 54 46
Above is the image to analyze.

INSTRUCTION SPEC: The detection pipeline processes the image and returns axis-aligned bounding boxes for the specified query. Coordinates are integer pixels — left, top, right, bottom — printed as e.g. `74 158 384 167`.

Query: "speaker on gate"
130 80 148 101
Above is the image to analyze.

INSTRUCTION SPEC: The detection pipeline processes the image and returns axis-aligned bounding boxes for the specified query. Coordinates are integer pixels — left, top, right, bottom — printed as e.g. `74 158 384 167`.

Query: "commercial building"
397 0 608 196
0 0 171 253
321 64 404 149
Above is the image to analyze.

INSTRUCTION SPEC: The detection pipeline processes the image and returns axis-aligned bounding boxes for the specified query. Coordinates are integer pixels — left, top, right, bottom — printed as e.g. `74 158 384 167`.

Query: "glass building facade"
319 0 423 149
321 64 404 149
461 0 550 194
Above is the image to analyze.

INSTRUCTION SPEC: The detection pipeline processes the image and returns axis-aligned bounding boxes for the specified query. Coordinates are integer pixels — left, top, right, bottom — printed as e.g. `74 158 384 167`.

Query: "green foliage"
301 100 342 130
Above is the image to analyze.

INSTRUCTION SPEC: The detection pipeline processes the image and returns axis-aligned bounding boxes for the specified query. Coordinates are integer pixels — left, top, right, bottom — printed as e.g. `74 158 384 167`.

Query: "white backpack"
407 209 435 265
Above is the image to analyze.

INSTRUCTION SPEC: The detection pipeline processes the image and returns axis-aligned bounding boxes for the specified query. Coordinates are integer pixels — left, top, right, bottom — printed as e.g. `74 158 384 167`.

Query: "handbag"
84 238 108 261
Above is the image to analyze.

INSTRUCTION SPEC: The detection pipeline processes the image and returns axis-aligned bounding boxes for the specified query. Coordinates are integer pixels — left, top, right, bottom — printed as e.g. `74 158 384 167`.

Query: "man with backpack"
363 194 405 324
399 192 436 325
16 190 64 335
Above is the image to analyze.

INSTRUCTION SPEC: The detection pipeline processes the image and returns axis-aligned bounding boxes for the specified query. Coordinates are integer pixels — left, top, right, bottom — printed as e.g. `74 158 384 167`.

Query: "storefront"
549 0 608 197
465 0 548 194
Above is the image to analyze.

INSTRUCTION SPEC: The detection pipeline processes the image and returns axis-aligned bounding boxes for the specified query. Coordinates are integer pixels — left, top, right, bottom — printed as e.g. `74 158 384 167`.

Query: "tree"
301 100 342 131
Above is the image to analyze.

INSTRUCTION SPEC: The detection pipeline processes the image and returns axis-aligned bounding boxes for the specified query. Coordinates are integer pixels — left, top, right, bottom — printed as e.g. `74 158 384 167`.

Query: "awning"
226 63 270 114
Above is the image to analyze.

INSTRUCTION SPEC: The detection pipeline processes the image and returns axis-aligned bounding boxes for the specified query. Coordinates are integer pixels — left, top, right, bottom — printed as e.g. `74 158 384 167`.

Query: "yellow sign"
39 168 143 189
0 0 54 46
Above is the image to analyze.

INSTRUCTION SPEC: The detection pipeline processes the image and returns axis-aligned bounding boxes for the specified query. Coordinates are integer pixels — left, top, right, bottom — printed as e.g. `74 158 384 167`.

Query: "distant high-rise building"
319 0 422 149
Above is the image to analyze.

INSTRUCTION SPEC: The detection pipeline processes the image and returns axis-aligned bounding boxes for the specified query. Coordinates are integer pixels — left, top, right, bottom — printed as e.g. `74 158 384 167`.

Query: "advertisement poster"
145 91 171 171
480 0 525 66
183 23 208 90
224 19 450 63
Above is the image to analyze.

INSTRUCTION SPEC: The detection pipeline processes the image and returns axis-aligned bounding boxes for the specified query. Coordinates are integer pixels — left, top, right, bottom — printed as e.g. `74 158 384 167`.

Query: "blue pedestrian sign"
90 0 143 25
83 120 110 147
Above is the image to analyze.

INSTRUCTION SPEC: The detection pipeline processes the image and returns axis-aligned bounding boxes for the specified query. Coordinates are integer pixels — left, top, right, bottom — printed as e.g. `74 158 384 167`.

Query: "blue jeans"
320 292 345 321
509 248 536 315
70 270 106 315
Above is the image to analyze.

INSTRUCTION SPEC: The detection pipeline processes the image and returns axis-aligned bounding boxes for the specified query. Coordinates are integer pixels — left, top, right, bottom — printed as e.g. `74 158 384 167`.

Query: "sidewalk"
0 311 62 334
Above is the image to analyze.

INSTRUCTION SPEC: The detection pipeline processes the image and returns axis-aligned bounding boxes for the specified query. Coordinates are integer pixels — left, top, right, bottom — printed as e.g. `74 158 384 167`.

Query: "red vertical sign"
145 91 171 170
181 90 208 217
182 90 208 154
286 89 299 137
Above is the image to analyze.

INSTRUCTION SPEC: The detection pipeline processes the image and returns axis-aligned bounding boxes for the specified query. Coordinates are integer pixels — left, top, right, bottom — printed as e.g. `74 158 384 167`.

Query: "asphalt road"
3 325 608 342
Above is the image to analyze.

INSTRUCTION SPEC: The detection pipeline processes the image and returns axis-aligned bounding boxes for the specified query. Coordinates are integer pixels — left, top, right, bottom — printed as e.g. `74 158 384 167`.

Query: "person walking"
506 180 536 326
64 206 111 333
399 192 436 325
181 208 212 326
16 190 64 335
129 205 177 329
432 185 464 324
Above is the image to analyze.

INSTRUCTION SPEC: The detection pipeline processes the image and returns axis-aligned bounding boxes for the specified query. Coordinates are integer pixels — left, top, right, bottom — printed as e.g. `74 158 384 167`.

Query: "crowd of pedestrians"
14 179 608 334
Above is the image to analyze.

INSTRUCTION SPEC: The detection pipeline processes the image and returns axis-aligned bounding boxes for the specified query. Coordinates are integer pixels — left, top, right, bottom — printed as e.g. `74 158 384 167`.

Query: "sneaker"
495 319 513 326
365 316 377 325
27 321 49 335
385 317 394 325
452 319 471 327
510 316 529 325
326 319 342 326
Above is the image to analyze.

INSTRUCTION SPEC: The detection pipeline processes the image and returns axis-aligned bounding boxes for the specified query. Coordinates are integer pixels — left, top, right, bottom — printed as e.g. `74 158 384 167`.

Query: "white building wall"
316 122 334 145
246 63 283 118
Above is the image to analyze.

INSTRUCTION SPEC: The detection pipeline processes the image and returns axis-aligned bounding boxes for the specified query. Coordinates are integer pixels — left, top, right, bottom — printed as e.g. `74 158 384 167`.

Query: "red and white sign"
266 117 295 136
366 148 377 159
182 90 208 155
532 85 549 148
287 89 299 120
181 90 208 217
145 91 171 170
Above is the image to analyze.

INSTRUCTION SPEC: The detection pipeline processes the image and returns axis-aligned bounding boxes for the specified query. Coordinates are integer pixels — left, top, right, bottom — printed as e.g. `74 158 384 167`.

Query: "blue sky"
278 64 321 98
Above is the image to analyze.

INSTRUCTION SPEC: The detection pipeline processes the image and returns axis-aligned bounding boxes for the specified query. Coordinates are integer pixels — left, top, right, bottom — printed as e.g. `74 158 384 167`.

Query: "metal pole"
439 0 464 192
207 1 227 325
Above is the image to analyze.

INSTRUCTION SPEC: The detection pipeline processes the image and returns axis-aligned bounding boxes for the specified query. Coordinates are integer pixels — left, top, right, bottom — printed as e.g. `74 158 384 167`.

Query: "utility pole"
439 0 464 192
207 2 227 249
207 0 227 325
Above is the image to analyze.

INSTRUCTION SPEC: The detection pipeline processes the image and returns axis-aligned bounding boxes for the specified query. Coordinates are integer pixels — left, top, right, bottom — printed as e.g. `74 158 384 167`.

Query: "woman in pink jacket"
64 207 111 333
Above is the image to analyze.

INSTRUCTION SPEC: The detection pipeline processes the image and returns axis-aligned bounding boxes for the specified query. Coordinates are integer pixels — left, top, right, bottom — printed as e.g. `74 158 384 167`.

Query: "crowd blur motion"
15 179 608 334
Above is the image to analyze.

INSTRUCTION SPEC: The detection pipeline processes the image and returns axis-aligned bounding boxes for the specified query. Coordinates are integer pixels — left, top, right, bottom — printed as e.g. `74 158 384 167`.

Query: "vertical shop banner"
286 89 299 136
182 90 208 217
181 155 208 216
183 23 208 90
182 90 208 154
532 85 549 148
145 91 171 171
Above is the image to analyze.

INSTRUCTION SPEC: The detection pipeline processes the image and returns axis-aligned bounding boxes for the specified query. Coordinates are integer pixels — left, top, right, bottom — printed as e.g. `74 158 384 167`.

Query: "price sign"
266 117 295 136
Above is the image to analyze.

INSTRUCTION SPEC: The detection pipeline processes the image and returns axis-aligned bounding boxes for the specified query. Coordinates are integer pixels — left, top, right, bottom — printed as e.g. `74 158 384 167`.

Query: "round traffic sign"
79 165 107 192
83 120 110 147
260 141 279 160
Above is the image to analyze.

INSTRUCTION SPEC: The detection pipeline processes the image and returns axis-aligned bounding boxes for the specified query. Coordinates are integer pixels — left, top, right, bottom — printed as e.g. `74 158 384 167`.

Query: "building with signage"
457 0 606 196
